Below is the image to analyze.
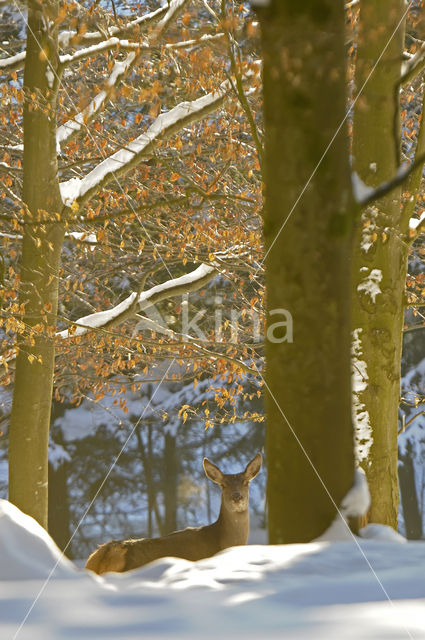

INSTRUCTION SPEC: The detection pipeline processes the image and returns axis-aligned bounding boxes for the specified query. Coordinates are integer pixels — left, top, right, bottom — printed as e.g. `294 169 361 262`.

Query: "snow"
359 205 379 253
45 66 54 89
57 6 166 49
59 177 81 207
357 267 383 303
57 291 137 337
59 83 229 205
66 231 97 244
0 50 25 70
351 171 375 204
410 211 425 230
1 499 425 639
57 264 216 338
57 52 137 148
351 328 373 463
342 467 371 517
154 0 189 37
315 468 371 543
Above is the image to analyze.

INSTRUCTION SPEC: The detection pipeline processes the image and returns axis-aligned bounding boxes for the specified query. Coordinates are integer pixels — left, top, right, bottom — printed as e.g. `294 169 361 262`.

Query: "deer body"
85 453 262 575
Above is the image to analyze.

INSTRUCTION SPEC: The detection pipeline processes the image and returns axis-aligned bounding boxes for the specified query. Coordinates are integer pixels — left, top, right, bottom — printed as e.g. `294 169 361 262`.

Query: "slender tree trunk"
258 1 356 543
8 2 64 528
135 424 165 535
163 432 177 533
398 442 422 539
48 459 72 556
352 0 406 528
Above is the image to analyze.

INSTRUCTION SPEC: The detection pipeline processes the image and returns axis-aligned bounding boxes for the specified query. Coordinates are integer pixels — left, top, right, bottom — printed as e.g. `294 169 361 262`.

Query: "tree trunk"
163 431 177 534
398 442 422 539
48 459 72 556
352 0 406 528
258 1 356 542
8 2 64 528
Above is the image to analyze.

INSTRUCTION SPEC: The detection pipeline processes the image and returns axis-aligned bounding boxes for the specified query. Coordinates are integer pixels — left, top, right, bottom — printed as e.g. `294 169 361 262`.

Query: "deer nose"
232 491 243 502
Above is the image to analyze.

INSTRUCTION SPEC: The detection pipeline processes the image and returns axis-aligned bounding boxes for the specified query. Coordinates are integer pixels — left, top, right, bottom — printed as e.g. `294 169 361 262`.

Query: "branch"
151 0 190 41
59 6 167 47
398 410 425 434
56 263 218 339
0 50 26 74
402 90 425 233
58 38 141 68
57 51 137 148
133 314 258 375
0 5 167 74
57 33 225 149
351 151 425 206
221 1 263 168
400 40 425 85
59 81 231 207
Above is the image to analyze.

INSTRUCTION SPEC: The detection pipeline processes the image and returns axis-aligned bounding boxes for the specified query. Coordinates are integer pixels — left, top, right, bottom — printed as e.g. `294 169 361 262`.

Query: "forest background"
0 0 423 559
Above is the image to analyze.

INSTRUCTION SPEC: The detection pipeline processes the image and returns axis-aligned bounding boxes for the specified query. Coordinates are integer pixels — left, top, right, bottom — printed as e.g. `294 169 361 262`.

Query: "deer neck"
216 500 250 549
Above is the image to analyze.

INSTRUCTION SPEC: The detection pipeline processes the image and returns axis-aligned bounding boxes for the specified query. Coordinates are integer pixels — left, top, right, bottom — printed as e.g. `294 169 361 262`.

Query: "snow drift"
1 499 425 639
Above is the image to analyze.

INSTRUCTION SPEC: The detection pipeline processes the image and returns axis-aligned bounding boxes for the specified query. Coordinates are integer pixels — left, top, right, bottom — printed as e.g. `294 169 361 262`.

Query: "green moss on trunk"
8 3 64 529
352 0 406 529
259 1 356 543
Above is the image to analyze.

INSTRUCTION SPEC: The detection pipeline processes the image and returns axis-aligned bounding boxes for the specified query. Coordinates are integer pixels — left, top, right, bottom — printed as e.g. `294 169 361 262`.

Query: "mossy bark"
352 0 406 528
259 1 356 542
8 3 64 528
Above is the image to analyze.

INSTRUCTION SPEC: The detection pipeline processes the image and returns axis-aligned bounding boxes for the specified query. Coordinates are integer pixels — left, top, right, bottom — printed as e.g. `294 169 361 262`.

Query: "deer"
85 452 262 575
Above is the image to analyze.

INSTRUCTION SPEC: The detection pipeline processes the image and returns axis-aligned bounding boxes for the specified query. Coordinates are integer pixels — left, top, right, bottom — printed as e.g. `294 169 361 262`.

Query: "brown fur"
85 541 128 575
85 453 262 575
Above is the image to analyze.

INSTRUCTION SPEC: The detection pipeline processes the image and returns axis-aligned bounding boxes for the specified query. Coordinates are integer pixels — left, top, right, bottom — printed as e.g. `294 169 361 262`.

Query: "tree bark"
8 2 64 528
163 431 177 534
48 459 72 556
259 1 356 542
398 441 422 539
352 0 406 528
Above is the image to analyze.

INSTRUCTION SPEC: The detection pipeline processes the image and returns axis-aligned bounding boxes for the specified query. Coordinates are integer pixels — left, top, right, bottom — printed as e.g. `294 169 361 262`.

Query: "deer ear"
203 458 224 484
244 452 262 481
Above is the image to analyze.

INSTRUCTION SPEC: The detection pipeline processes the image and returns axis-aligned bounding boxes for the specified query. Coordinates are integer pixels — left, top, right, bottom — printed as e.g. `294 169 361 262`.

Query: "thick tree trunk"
8 3 64 528
352 0 406 528
259 1 356 542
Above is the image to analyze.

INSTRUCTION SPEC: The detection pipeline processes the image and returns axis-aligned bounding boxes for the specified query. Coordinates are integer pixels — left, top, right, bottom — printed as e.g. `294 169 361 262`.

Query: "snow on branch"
351 151 425 206
57 263 217 339
152 0 190 40
0 6 167 74
57 34 224 150
57 52 137 148
0 50 26 73
58 5 167 48
59 39 141 67
400 41 425 85
59 81 230 207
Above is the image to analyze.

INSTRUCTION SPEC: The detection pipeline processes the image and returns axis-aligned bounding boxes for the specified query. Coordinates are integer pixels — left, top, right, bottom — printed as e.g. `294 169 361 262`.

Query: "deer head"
203 452 262 513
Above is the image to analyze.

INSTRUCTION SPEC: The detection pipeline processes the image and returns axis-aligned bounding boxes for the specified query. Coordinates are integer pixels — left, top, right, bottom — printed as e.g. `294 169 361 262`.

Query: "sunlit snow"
1 499 424 639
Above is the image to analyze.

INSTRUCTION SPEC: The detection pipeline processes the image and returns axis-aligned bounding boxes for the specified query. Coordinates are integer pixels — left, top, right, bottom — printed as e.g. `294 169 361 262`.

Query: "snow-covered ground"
1 500 425 640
